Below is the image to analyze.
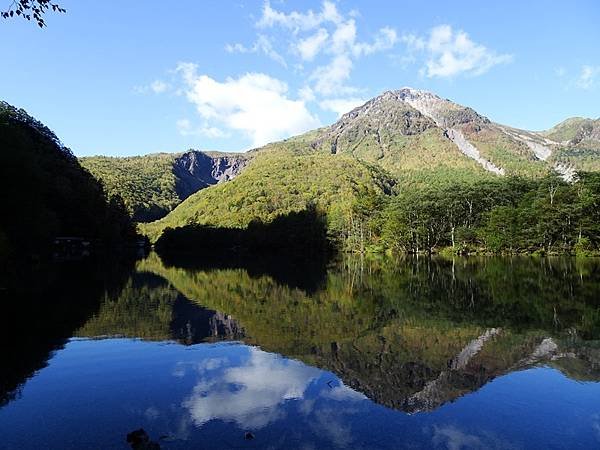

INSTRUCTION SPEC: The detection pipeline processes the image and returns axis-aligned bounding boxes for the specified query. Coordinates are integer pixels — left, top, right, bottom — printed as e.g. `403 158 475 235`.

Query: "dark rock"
126 428 161 450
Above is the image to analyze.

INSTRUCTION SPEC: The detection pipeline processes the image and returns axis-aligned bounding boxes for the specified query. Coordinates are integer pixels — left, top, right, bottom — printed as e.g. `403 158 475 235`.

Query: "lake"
1 253 600 449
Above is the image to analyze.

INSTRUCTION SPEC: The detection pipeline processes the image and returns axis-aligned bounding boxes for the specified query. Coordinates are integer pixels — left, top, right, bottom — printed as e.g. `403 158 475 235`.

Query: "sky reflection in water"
1 255 600 449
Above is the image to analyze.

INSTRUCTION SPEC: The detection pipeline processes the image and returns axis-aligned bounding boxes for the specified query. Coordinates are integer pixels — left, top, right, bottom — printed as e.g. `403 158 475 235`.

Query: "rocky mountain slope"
138 88 600 242
80 150 249 222
311 88 593 181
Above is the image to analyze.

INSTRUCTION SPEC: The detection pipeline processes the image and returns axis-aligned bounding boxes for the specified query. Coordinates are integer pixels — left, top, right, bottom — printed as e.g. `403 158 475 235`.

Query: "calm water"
1 254 600 449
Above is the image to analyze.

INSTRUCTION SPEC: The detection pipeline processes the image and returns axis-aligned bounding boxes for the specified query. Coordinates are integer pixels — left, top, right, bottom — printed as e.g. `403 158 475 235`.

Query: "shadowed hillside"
0 101 137 269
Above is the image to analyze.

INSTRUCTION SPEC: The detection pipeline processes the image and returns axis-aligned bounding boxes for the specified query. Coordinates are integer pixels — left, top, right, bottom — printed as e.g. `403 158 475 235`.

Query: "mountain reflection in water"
1 253 600 449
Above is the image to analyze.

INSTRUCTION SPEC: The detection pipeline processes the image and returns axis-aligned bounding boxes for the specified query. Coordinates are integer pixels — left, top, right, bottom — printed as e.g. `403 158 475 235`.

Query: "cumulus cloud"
150 80 169 93
404 25 512 78
575 65 600 90
310 54 354 95
256 1 398 98
297 28 329 61
176 63 320 147
353 26 397 57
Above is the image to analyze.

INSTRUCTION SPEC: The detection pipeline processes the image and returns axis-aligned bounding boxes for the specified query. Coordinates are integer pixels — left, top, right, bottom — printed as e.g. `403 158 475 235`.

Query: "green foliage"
320 172 600 255
550 146 600 172
466 126 549 177
76 274 179 340
80 154 180 222
1 0 65 28
155 206 330 256
377 177 535 253
543 117 600 145
141 148 396 243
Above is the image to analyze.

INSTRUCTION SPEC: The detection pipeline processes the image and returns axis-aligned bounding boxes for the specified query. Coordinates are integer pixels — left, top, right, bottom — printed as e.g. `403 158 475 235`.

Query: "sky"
1 0 599 156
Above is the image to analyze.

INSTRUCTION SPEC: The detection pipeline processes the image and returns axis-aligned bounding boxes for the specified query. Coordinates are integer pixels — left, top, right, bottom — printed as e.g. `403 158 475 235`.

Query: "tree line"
339 173 600 255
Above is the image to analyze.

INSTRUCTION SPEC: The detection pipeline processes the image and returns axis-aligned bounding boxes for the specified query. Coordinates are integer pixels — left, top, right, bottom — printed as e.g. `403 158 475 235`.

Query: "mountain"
80 150 249 222
6 87 590 249
136 88 600 243
0 101 136 265
540 117 600 173
542 117 600 146
311 88 579 180
141 143 395 242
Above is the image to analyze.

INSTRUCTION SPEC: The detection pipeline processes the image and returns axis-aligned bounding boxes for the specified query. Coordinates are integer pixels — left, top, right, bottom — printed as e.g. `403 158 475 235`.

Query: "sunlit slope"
140 146 396 242
81 150 249 222
542 117 600 172
144 89 590 242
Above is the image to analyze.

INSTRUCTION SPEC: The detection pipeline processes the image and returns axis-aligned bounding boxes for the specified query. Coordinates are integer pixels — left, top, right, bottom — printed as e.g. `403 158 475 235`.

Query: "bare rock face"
312 91 437 155
173 150 249 199
394 87 490 128
570 120 600 146
312 88 505 175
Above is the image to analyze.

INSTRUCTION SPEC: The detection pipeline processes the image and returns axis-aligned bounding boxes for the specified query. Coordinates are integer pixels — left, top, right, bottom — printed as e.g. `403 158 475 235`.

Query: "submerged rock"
126 428 160 450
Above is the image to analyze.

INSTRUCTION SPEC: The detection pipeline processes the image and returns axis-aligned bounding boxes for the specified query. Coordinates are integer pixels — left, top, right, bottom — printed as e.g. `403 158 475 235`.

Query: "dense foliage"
80 154 180 222
348 173 600 255
140 148 396 243
142 143 600 255
155 206 329 256
0 101 137 264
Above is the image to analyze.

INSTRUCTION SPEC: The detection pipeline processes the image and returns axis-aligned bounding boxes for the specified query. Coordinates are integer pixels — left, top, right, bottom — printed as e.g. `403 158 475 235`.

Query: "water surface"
1 254 600 449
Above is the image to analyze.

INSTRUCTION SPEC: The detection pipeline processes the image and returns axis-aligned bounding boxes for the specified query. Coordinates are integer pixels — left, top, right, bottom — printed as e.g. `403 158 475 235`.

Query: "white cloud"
298 85 316 102
176 118 229 139
330 19 357 55
176 63 320 147
225 35 286 67
403 25 512 78
353 26 398 56
320 382 367 402
576 65 600 89
133 79 170 94
297 28 329 61
156 2 404 147
432 425 484 450
320 97 365 117
183 347 321 429
224 42 247 53
257 0 341 31
310 54 354 95
256 1 398 98
150 80 168 93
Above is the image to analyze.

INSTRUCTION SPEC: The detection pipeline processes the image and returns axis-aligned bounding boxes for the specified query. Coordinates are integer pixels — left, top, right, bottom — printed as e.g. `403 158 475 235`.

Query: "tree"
1 0 65 27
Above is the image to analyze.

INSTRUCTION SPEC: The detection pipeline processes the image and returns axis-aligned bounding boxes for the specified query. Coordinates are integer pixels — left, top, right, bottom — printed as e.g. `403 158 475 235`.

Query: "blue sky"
1 0 599 156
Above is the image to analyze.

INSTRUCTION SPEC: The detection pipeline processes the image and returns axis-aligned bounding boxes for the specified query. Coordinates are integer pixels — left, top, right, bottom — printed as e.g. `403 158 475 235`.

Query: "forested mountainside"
5 87 599 256
0 101 136 267
137 88 600 254
80 150 249 222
